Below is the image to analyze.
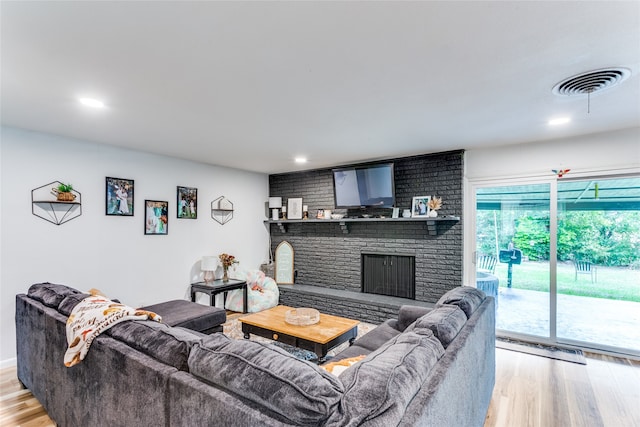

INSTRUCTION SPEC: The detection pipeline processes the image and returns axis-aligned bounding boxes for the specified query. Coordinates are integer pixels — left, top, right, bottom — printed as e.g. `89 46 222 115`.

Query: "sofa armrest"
397 305 432 331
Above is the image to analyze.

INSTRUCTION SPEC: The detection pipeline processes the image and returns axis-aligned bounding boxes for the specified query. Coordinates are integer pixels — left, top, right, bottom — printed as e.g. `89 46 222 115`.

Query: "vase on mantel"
222 266 229 282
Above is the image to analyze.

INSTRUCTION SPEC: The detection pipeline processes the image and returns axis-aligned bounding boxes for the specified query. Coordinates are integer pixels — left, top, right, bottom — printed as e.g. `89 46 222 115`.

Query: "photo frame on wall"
411 195 431 218
145 200 169 235
177 186 197 219
287 198 303 220
106 177 134 216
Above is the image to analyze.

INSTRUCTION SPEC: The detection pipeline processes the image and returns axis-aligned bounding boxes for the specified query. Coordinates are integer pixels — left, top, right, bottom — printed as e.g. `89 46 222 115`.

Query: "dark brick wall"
269 150 464 304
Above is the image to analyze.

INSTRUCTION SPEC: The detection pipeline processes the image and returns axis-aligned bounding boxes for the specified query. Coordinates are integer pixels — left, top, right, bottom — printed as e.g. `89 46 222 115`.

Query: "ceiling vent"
552 67 631 96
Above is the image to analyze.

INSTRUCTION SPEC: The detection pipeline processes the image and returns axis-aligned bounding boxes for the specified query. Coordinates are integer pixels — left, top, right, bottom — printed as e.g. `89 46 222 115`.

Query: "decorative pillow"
436 286 486 319
27 282 83 309
414 304 467 348
320 355 366 376
106 320 202 371
330 330 445 426
188 334 343 426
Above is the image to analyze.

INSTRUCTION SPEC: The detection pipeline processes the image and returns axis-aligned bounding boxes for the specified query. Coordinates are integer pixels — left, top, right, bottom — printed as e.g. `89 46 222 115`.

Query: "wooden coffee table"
239 305 359 362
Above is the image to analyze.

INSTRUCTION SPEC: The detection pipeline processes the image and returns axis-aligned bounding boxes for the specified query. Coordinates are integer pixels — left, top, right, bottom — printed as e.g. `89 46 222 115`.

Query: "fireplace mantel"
265 216 459 235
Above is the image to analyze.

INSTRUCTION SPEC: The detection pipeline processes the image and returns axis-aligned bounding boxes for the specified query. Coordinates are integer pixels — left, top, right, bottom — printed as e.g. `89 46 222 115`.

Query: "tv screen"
332 163 395 208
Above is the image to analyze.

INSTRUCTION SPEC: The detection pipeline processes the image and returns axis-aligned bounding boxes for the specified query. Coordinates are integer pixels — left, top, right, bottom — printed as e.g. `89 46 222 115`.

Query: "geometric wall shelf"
31 181 82 225
211 196 233 225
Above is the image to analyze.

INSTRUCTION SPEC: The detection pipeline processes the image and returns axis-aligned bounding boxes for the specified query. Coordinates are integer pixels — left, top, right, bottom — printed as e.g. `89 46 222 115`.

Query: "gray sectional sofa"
15 282 495 427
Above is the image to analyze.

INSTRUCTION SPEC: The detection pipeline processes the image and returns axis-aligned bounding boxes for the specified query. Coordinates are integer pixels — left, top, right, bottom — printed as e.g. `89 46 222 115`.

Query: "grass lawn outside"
492 261 640 302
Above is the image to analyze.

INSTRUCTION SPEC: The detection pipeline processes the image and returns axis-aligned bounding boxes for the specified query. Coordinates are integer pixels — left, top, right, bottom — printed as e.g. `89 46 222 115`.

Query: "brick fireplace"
267 150 464 323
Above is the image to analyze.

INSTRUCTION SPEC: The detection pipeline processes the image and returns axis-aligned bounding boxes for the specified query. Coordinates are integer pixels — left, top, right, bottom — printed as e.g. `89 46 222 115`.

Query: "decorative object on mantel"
268 197 282 221
281 205 287 220
51 183 76 202
428 196 442 217
211 196 234 224
285 307 320 326
411 195 431 218
219 253 239 282
32 180 82 225
303 205 309 219
201 256 217 283
287 197 303 219
402 208 411 218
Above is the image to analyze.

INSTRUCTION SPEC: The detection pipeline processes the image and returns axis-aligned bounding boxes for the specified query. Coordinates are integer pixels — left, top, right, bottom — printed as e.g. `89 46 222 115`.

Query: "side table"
190 279 248 313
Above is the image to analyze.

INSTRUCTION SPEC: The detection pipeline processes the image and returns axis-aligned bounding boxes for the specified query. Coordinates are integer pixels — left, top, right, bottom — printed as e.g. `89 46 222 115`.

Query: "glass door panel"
476 183 551 338
557 177 640 353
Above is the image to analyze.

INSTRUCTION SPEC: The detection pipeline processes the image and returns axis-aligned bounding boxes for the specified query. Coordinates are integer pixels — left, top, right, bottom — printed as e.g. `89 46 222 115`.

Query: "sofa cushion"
27 282 83 309
58 293 91 316
350 319 402 352
331 329 445 426
189 334 344 426
436 286 486 319
414 304 467 348
397 305 432 331
106 320 202 371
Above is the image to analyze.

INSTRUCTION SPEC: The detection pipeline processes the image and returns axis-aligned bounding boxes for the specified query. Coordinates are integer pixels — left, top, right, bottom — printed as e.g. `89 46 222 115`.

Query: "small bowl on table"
330 213 345 220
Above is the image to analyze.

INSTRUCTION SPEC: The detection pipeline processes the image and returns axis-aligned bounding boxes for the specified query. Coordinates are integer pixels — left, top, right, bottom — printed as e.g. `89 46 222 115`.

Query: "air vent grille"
552 68 630 96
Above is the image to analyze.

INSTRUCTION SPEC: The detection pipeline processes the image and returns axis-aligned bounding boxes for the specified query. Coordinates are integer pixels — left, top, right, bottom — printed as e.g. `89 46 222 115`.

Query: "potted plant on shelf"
51 183 76 202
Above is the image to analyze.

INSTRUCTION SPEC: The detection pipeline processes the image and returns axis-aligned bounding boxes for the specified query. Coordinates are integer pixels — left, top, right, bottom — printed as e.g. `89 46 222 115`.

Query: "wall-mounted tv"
332 163 395 209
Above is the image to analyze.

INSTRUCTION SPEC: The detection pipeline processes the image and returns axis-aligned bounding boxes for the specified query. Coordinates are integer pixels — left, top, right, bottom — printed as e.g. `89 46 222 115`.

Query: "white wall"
465 127 640 180
0 126 270 364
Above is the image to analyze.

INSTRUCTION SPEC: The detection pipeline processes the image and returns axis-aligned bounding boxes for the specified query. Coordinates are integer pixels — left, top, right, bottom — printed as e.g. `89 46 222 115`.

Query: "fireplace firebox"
361 253 415 299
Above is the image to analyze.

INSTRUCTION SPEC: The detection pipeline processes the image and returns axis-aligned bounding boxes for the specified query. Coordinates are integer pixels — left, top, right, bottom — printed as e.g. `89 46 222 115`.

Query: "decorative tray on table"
284 308 320 326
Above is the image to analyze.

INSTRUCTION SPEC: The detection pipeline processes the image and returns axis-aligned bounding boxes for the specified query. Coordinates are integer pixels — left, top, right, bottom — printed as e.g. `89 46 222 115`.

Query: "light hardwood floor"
1 349 639 427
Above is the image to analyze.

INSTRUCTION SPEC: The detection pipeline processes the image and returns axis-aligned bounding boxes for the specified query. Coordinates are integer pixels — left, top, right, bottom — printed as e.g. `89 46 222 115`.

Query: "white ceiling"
2 1 639 174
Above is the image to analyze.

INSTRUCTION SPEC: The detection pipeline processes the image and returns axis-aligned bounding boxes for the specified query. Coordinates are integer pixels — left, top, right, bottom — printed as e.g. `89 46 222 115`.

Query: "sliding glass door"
475 183 551 338
556 176 640 353
473 175 640 356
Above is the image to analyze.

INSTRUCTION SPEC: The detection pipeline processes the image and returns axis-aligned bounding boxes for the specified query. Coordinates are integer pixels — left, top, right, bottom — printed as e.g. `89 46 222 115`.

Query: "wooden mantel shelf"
264 216 460 236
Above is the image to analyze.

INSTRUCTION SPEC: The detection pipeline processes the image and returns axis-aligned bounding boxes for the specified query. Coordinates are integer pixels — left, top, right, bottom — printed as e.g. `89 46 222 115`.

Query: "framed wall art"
287 198 303 220
177 186 197 219
106 177 134 216
411 195 431 218
145 200 169 235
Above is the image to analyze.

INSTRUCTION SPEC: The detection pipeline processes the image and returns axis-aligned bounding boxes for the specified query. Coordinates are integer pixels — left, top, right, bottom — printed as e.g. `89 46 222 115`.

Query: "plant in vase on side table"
219 253 239 282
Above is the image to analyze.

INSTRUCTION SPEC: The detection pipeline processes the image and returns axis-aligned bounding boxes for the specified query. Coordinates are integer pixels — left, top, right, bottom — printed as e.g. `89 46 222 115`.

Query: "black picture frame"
177 186 198 219
106 177 134 216
145 200 169 235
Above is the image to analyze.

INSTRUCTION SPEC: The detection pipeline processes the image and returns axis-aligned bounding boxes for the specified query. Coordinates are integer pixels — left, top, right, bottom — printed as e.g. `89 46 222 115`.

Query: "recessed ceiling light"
294 157 308 164
78 97 106 108
548 117 571 126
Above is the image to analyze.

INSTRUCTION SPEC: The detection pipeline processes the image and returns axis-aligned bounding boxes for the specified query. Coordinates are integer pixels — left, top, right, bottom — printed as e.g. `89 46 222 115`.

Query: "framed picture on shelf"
316 209 325 219
145 200 169 235
287 198 303 219
177 186 197 219
105 177 134 216
411 196 431 218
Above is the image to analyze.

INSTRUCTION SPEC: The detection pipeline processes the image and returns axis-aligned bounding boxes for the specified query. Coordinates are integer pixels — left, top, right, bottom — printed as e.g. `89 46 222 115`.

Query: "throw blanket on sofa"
64 296 161 367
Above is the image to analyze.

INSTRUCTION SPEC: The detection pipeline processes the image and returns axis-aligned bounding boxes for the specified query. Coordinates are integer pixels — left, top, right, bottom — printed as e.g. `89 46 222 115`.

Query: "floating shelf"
264 216 460 236
211 196 234 225
31 181 82 225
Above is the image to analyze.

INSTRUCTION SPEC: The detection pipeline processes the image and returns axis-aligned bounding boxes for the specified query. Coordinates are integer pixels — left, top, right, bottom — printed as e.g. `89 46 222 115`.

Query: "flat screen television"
332 163 395 209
